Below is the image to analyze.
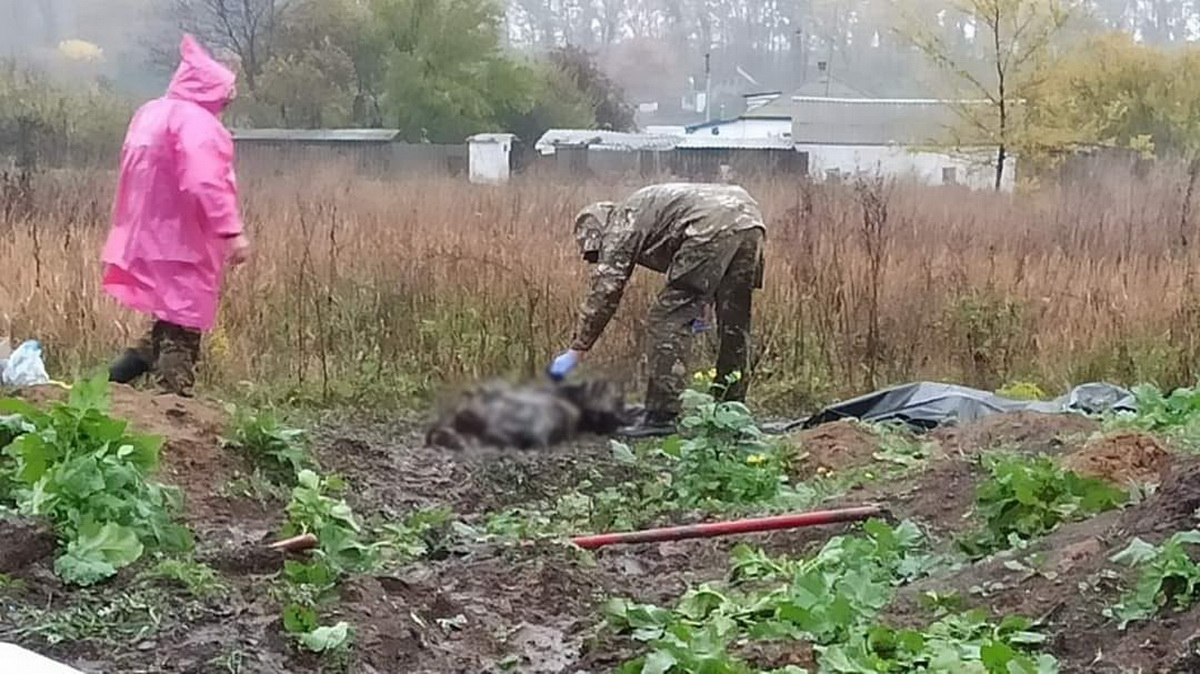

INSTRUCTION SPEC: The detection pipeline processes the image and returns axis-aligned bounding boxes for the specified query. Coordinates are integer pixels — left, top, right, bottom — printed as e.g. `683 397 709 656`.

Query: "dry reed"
1 159 1196 413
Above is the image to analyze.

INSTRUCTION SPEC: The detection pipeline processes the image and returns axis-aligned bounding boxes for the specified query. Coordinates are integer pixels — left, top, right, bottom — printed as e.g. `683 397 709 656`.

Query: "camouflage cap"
573 201 615 257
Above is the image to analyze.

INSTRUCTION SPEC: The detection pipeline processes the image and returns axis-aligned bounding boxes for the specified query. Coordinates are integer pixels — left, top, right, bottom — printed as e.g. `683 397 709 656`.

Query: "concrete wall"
796 143 1016 192
234 141 467 178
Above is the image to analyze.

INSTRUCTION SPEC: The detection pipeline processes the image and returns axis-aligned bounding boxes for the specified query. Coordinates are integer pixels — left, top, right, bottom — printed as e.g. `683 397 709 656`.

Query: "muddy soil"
1062 430 1172 486
2 386 1198 673
786 420 882 479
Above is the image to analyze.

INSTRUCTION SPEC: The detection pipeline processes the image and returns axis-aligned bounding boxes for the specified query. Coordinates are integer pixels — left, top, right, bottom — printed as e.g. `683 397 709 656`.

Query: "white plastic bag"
2 339 50 387
0 643 85 673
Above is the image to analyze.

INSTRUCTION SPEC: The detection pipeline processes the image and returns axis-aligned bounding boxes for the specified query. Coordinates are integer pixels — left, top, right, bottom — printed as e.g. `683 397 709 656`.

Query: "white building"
467 133 516 184
682 91 792 143
788 96 1016 192
684 75 1015 191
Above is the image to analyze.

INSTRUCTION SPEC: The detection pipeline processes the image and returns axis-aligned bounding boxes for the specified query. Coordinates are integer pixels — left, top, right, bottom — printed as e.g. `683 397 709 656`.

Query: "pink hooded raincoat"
102 34 242 333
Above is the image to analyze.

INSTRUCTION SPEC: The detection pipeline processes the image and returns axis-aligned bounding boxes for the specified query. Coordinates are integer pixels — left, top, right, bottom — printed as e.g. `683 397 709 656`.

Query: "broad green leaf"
642 649 677 674
299 621 351 652
297 469 320 490
55 521 143 586
1111 538 1158 566
611 441 637 465
67 372 111 412
283 603 319 634
8 433 51 484
0 398 43 420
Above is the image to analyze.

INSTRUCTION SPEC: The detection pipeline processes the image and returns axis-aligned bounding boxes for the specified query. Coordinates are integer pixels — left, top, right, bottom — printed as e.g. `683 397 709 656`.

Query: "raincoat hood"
166 34 236 113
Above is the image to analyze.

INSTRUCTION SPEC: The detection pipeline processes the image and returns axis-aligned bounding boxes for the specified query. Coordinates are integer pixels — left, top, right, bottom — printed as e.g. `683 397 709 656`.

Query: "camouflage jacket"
571 183 766 352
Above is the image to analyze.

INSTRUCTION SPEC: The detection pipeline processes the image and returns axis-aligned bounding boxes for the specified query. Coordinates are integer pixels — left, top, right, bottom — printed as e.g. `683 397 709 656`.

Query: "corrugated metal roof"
745 78 872 118
789 97 988 145
231 128 402 142
675 136 795 150
534 129 680 154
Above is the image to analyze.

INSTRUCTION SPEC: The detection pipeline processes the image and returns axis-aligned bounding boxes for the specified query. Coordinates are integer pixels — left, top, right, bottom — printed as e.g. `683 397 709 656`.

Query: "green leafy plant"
606 520 943 673
142 557 229 599
1106 530 1200 629
996 381 1050 401
960 453 1128 558
222 406 312 483
668 387 788 509
1107 383 1200 449
374 505 458 567
274 557 349 656
0 373 193 585
820 610 1058 673
869 422 933 471
284 469 375 574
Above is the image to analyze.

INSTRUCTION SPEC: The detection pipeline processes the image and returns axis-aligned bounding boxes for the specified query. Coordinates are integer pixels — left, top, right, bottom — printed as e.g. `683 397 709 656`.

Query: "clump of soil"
0 516 55 574
788 420 881 478
933 411 1098 457
1062 431 1172 485
1121 457 1200 535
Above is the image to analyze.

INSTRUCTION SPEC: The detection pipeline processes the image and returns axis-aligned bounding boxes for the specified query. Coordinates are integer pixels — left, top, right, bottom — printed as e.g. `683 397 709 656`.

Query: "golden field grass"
1 160 1197 412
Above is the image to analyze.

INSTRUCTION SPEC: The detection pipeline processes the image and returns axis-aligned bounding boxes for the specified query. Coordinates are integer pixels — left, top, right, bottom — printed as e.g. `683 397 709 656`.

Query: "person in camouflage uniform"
548 183 766 436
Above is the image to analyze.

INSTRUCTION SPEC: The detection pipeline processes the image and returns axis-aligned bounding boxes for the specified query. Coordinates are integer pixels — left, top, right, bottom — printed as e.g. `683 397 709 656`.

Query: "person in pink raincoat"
104 34 251 397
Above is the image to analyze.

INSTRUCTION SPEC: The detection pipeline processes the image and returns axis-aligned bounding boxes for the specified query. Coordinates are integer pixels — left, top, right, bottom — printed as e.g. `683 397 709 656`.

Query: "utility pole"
704 52 712 122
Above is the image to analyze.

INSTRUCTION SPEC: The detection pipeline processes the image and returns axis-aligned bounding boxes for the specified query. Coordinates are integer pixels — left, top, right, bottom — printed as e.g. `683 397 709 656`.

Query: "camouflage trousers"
109 320 202 397
645 228 764 420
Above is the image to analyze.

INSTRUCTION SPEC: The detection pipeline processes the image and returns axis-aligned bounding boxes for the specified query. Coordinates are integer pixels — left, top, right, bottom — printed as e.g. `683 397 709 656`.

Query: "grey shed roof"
231 128 402 142
534 129 681 154
745 78 872 118
790 97 988 146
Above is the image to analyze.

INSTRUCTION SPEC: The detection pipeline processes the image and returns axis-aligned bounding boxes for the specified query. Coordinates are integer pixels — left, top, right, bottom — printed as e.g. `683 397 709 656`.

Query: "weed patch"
223 407 313 485
0 374 192 586
960 453 1128 558
603 519 1054 673
1106 530 1200 629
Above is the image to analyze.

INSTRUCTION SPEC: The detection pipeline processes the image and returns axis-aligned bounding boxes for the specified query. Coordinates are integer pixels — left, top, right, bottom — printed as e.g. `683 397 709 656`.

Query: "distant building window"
942 166 958 185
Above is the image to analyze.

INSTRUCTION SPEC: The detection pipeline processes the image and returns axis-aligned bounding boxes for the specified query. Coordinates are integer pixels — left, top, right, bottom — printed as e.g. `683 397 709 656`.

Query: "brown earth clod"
787 420 882 478
1062 431 1172 486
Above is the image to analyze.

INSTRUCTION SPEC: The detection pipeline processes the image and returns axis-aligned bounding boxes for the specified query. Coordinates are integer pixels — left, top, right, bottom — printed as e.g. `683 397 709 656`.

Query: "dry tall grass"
1 160 1197 412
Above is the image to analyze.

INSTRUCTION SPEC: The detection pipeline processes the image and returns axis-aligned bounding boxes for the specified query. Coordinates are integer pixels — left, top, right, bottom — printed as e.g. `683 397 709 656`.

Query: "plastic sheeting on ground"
759 381 1136 434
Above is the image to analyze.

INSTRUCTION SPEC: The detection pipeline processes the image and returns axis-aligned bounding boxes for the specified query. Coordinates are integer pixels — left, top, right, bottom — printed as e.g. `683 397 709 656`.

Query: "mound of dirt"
0 516 55 574
12 385 267 542
884 456 1200 673
933 411 1098 457
1062 431 1172 485
1121 457 1200 535
788 420 881 478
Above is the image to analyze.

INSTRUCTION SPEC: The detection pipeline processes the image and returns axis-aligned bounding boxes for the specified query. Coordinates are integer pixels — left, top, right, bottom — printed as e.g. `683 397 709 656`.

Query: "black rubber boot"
108 349 151 384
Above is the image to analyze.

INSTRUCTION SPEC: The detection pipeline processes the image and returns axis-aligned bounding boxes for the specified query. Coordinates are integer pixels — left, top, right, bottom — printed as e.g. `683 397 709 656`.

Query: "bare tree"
168 0 296 90
903 0 1073 190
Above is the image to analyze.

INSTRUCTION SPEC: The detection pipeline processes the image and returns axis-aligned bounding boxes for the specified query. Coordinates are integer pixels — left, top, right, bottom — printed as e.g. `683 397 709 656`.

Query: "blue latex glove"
691 304 714 334
548 350 582 381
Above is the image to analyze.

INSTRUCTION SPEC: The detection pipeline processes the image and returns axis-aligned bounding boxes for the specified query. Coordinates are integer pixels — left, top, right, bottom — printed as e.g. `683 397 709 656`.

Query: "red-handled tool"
570 504 886 550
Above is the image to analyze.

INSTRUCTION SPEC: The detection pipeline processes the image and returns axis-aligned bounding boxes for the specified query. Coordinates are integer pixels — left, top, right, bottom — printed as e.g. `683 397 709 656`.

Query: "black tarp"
759 381 1136 434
